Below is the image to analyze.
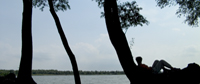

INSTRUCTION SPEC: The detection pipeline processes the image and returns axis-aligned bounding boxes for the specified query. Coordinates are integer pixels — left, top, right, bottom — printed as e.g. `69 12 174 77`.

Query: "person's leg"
152 60 173 73
152 60 162 73
152 60 159 68
160 60 173 69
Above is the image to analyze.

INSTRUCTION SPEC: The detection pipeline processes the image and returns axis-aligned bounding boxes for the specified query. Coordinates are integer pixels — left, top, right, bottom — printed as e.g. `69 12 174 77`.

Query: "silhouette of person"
136 56 175 74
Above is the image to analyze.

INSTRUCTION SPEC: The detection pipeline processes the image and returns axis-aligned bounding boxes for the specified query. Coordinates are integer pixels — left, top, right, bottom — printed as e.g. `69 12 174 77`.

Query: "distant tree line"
0 69 124 76
0 70 15 76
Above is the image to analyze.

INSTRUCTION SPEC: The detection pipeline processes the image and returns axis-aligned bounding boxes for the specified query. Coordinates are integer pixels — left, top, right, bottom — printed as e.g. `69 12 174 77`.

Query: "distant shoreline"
32 74 126 76
0 69 125 76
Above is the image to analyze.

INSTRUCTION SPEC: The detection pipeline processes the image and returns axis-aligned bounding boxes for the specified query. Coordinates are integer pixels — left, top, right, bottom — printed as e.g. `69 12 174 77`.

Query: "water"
33 75 129 84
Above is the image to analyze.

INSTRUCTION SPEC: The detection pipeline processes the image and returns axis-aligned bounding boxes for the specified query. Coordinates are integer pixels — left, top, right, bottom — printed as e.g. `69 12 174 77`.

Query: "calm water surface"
33 75 129 84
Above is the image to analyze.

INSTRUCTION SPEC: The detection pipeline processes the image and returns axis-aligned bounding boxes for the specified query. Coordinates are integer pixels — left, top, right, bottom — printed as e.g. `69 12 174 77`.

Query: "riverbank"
0 69 124 76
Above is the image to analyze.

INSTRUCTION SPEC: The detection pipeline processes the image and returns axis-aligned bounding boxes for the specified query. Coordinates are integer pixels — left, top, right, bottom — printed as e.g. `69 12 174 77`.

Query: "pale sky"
0 0 199 71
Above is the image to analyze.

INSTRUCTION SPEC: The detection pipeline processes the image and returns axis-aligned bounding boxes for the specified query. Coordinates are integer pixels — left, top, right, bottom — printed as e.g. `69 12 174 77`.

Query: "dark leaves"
118 1 149 31
32 0 70 12
156 0 200 27
156 0 177 8
95 0 149 31
93 0 104 8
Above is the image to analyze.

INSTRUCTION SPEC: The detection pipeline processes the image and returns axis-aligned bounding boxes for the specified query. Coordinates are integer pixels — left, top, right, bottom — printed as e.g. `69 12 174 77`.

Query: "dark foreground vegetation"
0 70 124 76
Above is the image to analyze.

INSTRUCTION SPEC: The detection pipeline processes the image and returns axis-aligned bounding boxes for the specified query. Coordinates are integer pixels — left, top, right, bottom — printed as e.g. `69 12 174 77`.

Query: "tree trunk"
47 0 81 84
17 0 36 84
104 0 138 83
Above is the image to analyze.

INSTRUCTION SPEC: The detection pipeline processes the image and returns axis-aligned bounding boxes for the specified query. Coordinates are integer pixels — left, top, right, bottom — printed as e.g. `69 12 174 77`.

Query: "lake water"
33 75 129 84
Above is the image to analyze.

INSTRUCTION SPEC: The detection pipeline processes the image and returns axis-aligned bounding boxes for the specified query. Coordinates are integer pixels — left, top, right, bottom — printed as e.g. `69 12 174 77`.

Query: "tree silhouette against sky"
17 0 81 84
95 0 149 83
103 0 138 83
47 0 81 84
33 0 81 84
17 0 36 84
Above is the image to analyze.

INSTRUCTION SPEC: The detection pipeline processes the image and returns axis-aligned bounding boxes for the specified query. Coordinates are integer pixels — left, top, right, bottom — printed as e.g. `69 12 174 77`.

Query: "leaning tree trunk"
47 0 81 84
17 0 36 84
104 0 138 83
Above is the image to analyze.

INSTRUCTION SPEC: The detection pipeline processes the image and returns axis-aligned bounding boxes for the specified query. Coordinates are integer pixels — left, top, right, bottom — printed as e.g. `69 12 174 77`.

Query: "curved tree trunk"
17 0 36 84
104 0 138 83
47 0 81 84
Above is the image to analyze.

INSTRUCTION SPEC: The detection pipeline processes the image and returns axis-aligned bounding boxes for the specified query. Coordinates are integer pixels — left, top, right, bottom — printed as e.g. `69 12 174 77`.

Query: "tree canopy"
95 0 149 32
156 0 200 27
118 1 149 32
32 0 70 11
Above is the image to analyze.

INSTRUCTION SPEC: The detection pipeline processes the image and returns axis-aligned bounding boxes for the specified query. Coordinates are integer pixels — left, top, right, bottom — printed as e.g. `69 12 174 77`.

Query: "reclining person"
136 56 176 74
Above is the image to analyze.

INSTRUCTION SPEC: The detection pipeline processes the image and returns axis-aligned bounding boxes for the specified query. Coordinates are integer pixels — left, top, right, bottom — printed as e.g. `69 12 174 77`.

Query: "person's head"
136 56 142 65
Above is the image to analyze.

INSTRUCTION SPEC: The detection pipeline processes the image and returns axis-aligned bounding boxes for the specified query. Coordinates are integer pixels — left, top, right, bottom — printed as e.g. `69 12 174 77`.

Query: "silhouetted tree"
93 0 149 83
156 0 200 27
33 0 81 84
103 0 146 83
17 0 36 84
47 0 81 84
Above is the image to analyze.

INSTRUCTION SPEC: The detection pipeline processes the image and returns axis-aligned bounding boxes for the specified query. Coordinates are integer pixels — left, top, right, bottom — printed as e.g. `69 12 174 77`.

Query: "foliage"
0 70 10 76
93 0 104 8
0 70 16 76
156 0 200 27
32 0 70 11
94 0 149 32
118 1 149 32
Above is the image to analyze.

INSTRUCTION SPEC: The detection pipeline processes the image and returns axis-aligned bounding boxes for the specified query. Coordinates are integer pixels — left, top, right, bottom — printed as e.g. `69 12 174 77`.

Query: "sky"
0 0 200 71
